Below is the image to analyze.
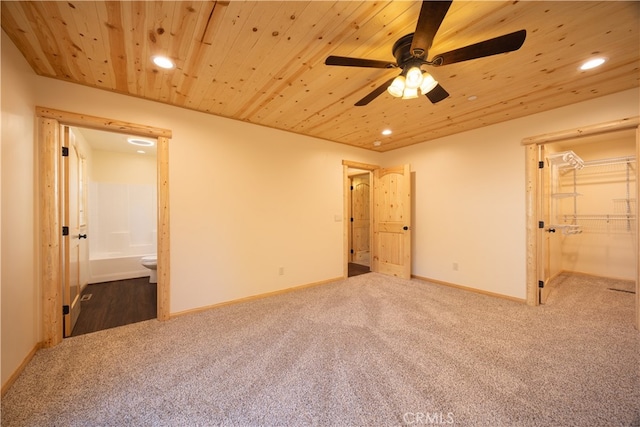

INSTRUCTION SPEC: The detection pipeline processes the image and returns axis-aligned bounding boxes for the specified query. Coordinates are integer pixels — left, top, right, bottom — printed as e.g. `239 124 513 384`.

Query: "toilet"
141 255 157 283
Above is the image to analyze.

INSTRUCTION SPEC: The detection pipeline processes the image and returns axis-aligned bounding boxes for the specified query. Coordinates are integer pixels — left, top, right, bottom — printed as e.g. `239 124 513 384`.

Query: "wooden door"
351 174 371 266
62 127 83 336
539 145 553 304
372 164 412 279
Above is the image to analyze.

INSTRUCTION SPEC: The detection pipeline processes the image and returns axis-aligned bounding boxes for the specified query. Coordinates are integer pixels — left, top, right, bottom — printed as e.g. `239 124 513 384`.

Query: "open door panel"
372 164 412 279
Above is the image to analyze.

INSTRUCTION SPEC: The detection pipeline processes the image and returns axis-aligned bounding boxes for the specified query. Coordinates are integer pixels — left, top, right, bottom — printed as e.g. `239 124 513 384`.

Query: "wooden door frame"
342 160 378 278
522 116 640 329
37 107 172 347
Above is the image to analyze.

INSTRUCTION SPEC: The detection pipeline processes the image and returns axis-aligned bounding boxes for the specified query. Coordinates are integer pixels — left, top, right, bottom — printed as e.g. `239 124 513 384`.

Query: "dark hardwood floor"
71 277 157 337
348 262 371 277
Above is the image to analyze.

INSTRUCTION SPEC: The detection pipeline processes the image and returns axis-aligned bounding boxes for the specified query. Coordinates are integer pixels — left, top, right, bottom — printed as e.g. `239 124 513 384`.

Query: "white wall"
1 32 39 387
383 89 639 299
91 149 156 183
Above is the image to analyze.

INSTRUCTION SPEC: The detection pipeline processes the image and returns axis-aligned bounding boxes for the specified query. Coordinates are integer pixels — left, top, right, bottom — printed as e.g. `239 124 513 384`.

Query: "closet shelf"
547 152 636 234
562 214 636 221
582 156 636 168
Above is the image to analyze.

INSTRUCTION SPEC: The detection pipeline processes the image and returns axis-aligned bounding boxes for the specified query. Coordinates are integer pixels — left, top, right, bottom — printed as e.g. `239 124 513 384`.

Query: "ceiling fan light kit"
387 67 439 99
325 0 526 106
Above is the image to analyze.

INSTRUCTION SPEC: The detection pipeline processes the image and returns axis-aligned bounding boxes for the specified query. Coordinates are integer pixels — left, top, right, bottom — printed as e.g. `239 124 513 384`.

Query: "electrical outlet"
452 262 459 271
279 267 285 275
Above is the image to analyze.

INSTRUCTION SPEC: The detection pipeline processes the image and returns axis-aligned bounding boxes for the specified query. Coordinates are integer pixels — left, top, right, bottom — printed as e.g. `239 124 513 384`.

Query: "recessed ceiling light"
373 141 382 147
579 57 606 71
152 55 175 69
381 129 392 136
127 137 155 147
468 95 478 101
137 150 146 154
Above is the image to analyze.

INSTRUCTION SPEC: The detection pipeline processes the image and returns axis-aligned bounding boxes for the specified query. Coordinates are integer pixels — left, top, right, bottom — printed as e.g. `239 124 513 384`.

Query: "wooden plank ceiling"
2 1 638 151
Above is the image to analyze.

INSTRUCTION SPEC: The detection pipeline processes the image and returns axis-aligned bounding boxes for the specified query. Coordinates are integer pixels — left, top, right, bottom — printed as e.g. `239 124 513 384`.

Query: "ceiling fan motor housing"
393 33 422 67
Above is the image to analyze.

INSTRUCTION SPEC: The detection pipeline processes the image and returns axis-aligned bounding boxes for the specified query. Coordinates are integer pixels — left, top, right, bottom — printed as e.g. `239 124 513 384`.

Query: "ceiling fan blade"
432 29 527 66
355 77 397 106
425 84 449 104
410 0 453 57
325 56 395 69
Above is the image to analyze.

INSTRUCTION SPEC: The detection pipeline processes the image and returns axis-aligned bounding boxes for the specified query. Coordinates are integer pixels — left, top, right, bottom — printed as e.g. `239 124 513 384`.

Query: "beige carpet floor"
2 272 639 426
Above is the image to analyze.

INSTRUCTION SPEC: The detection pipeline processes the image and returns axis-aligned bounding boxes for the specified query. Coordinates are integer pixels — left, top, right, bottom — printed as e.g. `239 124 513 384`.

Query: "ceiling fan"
324 1 526 106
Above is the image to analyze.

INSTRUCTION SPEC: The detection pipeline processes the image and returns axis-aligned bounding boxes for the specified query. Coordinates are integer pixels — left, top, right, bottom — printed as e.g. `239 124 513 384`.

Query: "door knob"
403 226 409 230
545 228 556 233
78 234 87 239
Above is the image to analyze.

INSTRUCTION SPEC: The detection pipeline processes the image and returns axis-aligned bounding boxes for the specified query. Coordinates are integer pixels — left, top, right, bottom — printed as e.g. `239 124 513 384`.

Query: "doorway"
342 160 413 279
37 107 171 347
523 116 640 329
65 126 159 336
541 130 636 304
348 170 372 277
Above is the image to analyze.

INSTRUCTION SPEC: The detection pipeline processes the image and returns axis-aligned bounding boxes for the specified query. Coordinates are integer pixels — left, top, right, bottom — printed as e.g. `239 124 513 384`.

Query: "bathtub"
89 253 152 284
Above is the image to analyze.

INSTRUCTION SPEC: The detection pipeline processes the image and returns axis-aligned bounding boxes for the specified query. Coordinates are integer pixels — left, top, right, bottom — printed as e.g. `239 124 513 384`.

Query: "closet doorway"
522 117 640 328
540 130 636 304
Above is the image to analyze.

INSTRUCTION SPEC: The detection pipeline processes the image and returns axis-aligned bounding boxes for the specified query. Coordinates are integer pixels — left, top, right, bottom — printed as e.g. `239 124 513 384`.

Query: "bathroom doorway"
37 107 171 347
67 126 158 336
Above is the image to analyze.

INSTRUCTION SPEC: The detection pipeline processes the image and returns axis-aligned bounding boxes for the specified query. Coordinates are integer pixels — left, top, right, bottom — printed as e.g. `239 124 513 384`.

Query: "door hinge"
63 305 70 315
350 185 353 190
62 146 69 157
62 226 69 236
350 217 354 222
538 161 544 169
538 280 544 288
350 249 354 254
538 221 544 229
